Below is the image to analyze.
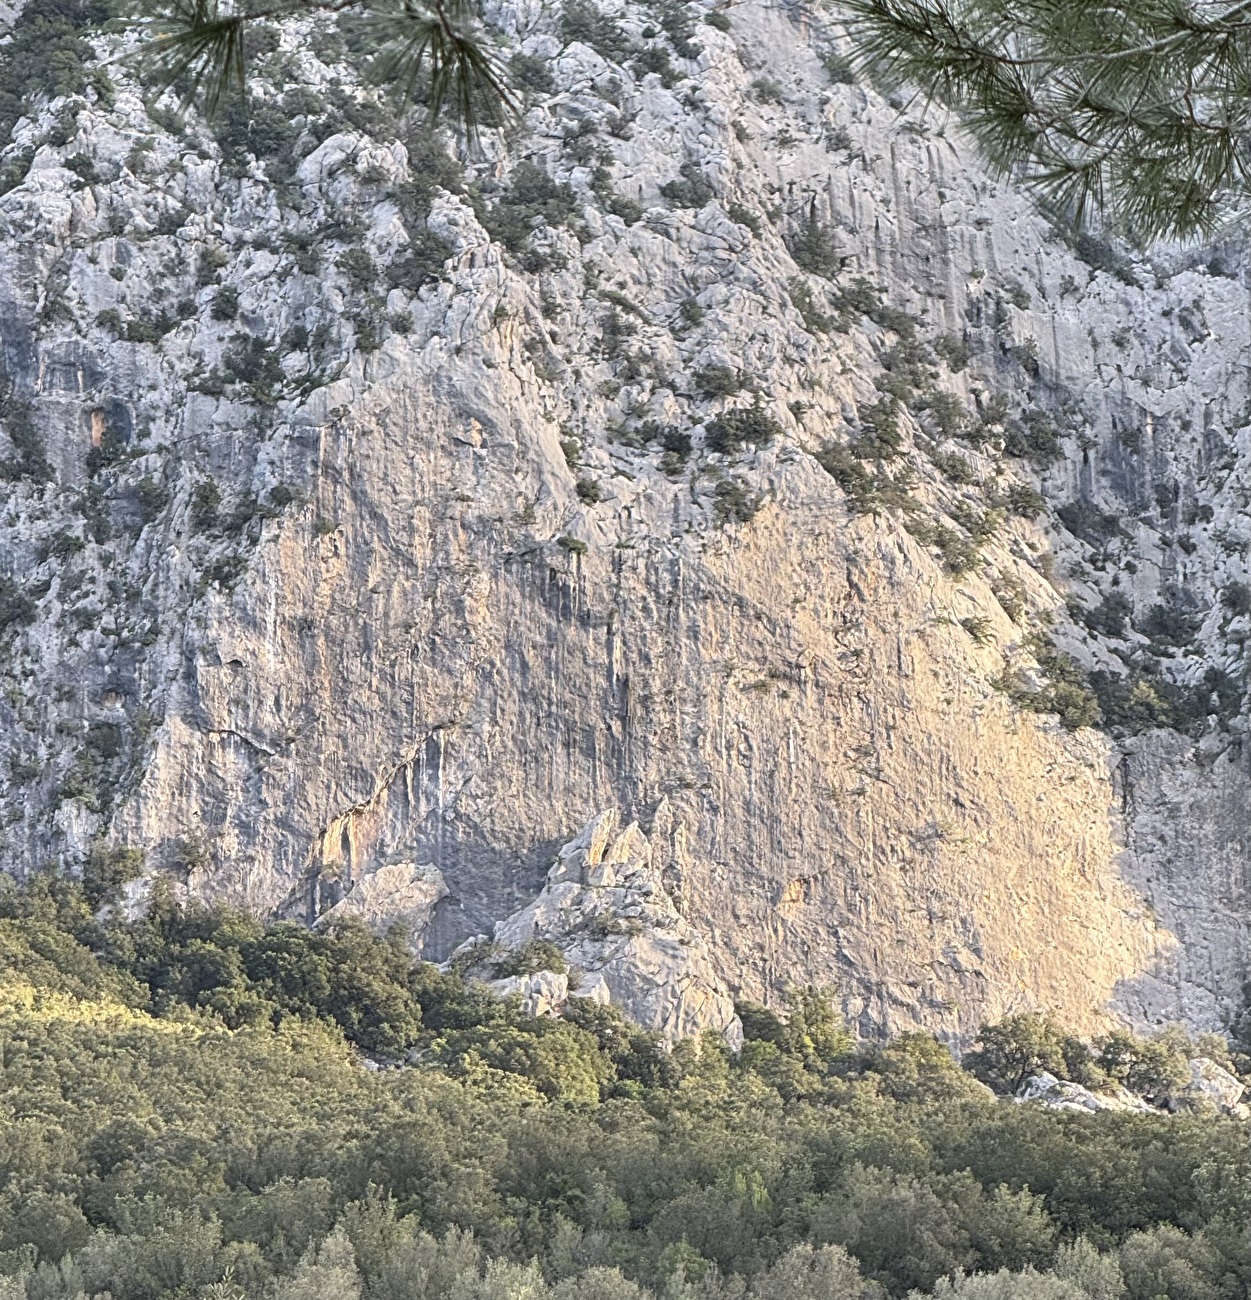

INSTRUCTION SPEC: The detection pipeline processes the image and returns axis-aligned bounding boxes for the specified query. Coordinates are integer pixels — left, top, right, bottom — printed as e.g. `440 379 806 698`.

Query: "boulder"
1165 1057 1247 1116
1017 1072 1156 1114
487 970 570 1018
317 862 448 950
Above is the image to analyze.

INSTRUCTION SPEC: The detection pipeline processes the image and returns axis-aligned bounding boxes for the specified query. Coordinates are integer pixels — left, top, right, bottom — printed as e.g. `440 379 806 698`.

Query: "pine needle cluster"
135 0 513 133
836 0 1251 240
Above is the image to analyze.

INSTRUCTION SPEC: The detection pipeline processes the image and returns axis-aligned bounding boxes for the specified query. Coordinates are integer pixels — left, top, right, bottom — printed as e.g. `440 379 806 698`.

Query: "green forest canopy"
2 870 1251 1300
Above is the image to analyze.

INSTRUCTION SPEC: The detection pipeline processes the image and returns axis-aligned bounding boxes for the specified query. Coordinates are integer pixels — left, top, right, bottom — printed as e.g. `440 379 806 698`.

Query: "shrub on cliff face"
213 95 301 182
561 0 633 61
993 634 1102 731
0 0 113 150
511 51 555 94
1088 663 1241 740
0 399 53 482
0 577 37 634
705 405 782 455
1018 416 1065 466
855 396 903 459
934 332 972 372
491 939 568 978
211 284 239 320
788 204 845 278
817 441 916 515
387 229 455 291
479 162 580 255
695 364 743 399
659 161 715 209
633 45 678 86
1140 593 1201 647
1219 581 1251 618
712 477 760 523
222 334 284 402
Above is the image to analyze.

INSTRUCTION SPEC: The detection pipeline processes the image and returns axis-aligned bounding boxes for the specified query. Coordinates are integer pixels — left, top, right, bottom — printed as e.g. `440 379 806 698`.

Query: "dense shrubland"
2 872 1251 1300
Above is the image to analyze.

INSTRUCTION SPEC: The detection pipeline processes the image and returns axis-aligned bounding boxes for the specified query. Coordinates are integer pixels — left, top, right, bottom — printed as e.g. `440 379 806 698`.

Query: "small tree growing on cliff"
1096 1028 1189 1100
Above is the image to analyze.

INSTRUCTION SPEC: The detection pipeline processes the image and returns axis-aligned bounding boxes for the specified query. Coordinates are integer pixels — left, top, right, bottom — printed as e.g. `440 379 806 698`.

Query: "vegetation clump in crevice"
476 161 580 263
632 44 679 86
510 51 555 95
0 398 54 482
59 720 131 813
591 159 644 225
0 575 38 635
694 364 744 399
904 515 982 574
993 630 1102 730
212 94 302 183
705 404 782 456
1057 498 1123 546
560 0 634 62
1069 230 1141 287
815 442 916 515
489 938 569 979
1088 663 1243 738
787 203 845 278
646 0 702 59
712 476 761 524
659 160 714 209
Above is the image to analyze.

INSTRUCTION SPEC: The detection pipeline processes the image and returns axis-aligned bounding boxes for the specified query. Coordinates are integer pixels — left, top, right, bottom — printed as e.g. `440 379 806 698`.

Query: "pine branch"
131 0 514 133
362 0 515 135
137 0 250 115
835 0 1251 238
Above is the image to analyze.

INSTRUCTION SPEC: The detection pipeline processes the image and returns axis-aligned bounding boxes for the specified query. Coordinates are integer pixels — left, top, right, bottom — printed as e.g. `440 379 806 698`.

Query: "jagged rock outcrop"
481 806 742 1045
1019 1057 1249 1118
1016 1072 1155 1115
0 0 1248 1042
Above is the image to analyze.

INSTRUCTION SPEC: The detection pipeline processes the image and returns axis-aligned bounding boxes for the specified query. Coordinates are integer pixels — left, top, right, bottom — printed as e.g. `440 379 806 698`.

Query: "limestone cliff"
0 0 1247 1041
476 806 743 1046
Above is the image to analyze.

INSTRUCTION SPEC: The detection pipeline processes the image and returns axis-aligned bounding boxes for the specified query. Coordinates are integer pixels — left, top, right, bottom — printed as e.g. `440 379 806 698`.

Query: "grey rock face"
0 0 1248 1041
316 861 448 949
1169 1056 1248 1115
486 969 574 1018
490 806 743 1045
